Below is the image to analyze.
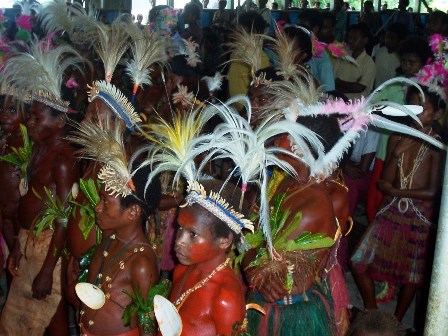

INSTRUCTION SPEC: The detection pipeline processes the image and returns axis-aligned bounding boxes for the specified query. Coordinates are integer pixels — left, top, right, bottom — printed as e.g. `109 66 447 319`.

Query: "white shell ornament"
19 177 28 196
154 295 182 336
75 282 106 310
71 182 79 199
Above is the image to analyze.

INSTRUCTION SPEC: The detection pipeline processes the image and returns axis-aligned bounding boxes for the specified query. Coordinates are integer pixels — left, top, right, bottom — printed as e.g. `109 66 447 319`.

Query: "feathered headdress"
416 34 448 104
1 38 84 113
196 95 324 254
67 115 134 197
72 15 145 129
37 0 74 36
268 74 445 180
201 72 224 93
134 102 256 246
271 27 304 80
0 84 32 104
181 37 201 68
124 22 167 101
14 0 41 31
87 81 142 129
226 29 273 87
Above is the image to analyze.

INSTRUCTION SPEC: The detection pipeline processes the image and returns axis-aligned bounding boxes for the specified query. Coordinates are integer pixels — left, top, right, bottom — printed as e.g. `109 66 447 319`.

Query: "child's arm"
32 152 79 300
213 280 246 336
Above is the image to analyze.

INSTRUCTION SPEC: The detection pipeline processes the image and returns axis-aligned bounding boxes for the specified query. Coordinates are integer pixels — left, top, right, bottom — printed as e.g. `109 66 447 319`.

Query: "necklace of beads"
173 258 230 310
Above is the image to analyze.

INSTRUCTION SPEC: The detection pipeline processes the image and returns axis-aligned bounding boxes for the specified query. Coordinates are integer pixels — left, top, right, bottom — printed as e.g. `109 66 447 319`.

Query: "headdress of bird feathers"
132 102 258 247
180 37 201 68
265 73 446 180
226 29 273 87
124 22 168 101
72 15 145 129
0 84 32 104
1 38 84 113
194 95 324 255
67 114 135 197
201 72 224 93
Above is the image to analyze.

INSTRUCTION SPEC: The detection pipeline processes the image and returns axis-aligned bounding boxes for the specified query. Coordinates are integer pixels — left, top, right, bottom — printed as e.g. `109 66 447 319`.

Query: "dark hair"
386 22 407 39
348 311 405 336
398 35 433 65
193 179 249 246
183 3 200 20
238 11 266 34
169 55 199 78
406 85 447 112
322 12 336 27
119 164 161 220
297 115 342 155
299 9 323 30
347 22 371 40
284 26 313 63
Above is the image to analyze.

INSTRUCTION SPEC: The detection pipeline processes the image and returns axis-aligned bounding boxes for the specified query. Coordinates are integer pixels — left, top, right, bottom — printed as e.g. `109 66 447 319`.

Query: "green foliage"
78 245 98 283
0 124 33 179
31 186 72 236
122 279 172 335
238 193 334 290
70 178 102 244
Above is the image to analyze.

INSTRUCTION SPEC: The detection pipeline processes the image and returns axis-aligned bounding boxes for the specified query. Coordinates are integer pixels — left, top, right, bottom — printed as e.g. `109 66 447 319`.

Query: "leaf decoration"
70 178 102 242
244 193 334 291
31 186 72 237
122 279 172 335
0 124 33 178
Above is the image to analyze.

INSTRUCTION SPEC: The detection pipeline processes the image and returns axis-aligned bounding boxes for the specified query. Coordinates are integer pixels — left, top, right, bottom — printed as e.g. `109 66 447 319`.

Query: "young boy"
0 98 80 335
244 128 339 336
171 180 246 336
351 86 445 321
79 165 161 335
0 92 29 255
334 23 375 100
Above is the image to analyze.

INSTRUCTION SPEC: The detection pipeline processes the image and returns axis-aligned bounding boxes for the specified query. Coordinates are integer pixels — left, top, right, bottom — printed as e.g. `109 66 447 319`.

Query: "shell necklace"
173 258 230 310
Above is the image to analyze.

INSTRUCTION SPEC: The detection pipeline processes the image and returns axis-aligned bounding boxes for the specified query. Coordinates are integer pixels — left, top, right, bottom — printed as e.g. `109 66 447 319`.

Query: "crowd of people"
0 0 447 335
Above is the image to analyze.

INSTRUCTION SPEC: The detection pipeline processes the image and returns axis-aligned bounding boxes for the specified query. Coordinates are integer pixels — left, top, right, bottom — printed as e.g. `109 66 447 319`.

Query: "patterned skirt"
351 196 434 286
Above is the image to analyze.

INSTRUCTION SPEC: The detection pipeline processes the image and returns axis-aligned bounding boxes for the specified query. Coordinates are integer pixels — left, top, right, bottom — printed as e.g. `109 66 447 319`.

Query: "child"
0 92 29 254
170 180 247 336
76 128 161 335
351 85 445 321
0 41 82 336
334 23 375 100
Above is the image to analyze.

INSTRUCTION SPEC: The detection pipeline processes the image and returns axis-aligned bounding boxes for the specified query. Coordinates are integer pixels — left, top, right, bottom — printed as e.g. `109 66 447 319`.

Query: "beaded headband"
180 181 254 239
32 90 70 113
88 80 142 130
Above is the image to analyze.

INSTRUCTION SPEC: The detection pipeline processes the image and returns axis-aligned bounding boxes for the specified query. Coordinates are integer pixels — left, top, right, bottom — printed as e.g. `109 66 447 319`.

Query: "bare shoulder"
129 246 159 287
211 268 244 298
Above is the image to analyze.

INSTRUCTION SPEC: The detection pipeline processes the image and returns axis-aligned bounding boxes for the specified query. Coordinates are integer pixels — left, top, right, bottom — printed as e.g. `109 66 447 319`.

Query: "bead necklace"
173 258 230 310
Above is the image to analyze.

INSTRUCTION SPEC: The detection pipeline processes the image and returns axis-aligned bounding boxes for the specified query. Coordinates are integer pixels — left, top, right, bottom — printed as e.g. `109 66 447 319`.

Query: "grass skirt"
351 196 433 286
246 283 335 336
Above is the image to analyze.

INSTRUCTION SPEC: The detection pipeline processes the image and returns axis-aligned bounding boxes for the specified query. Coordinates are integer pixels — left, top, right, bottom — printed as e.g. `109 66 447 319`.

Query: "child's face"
385 31 399 52
175 206 224 266
400 52 423 78
85 98 126 132
94 187 128 231
249 85 272 127
27 101 64 142
0 96 25 134
347 29 367 52
409 92 437 128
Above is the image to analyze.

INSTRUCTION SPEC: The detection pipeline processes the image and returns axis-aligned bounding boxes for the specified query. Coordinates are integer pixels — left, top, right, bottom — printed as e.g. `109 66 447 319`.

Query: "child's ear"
127 204 141 221
56 113 67 128
434 107 444 121
218 233 233 250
